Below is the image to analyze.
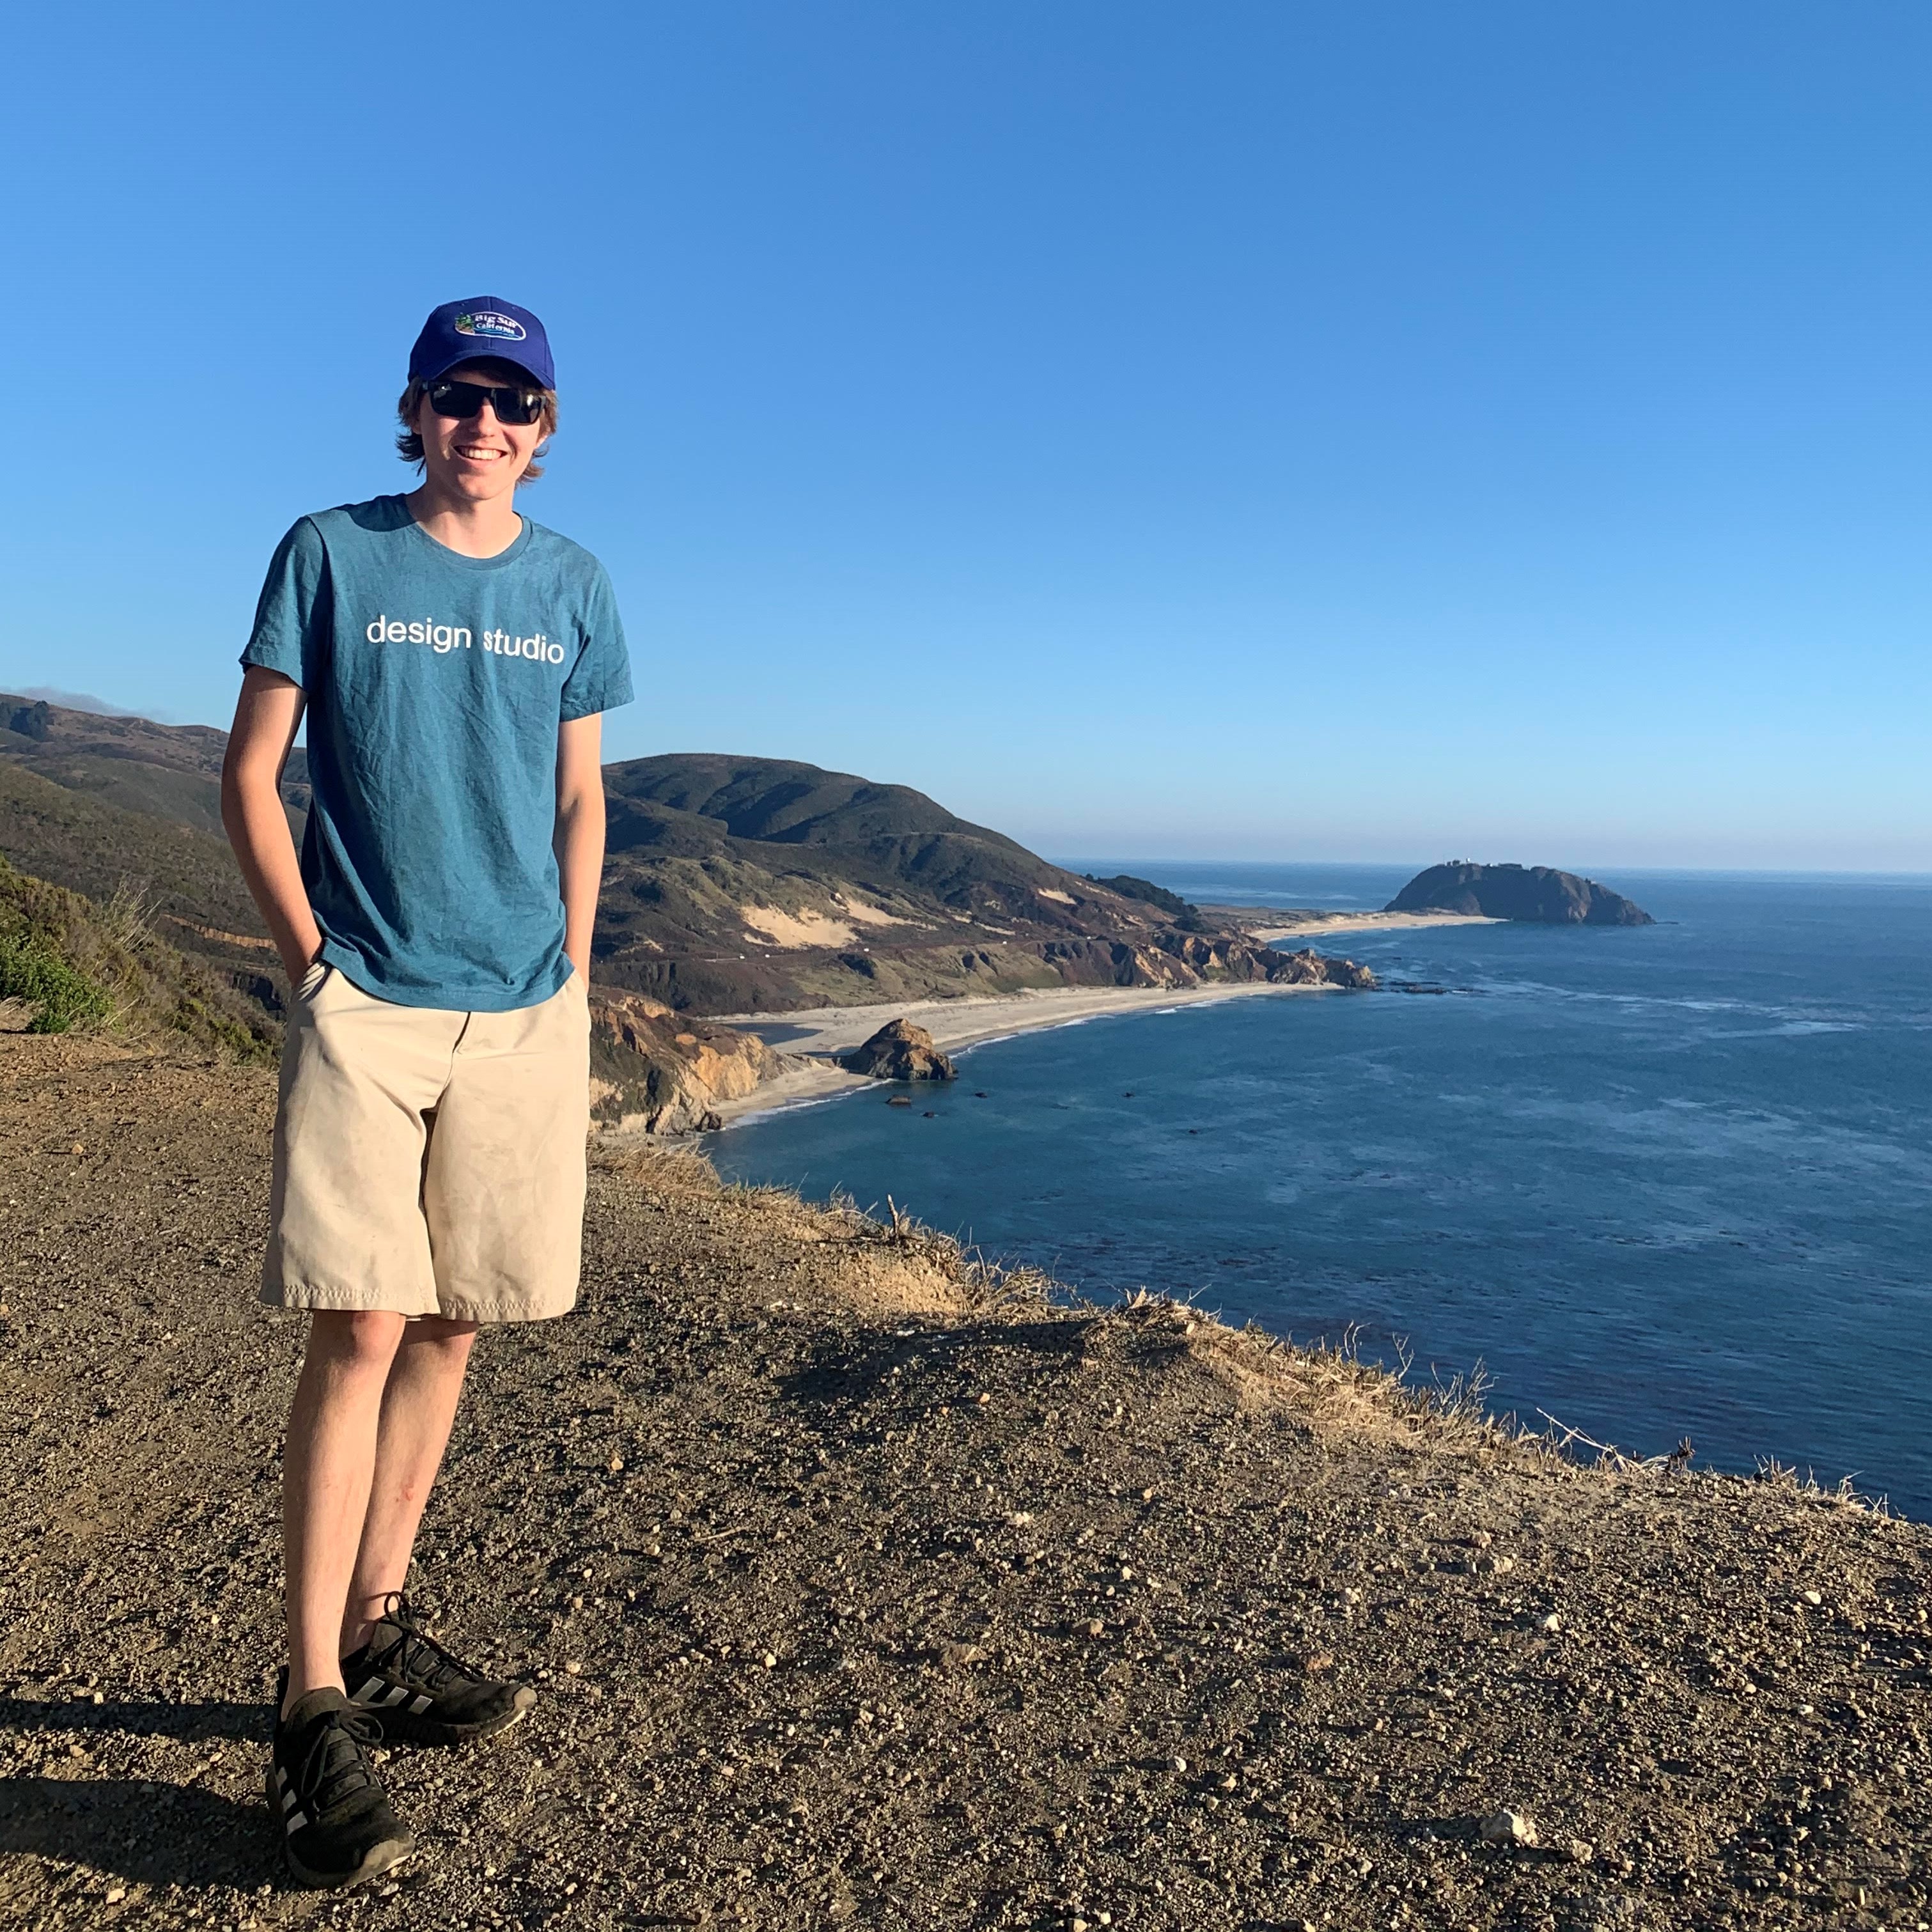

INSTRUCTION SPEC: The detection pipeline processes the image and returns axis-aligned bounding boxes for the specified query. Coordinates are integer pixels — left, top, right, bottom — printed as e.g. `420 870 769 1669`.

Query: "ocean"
711 866 1932 1518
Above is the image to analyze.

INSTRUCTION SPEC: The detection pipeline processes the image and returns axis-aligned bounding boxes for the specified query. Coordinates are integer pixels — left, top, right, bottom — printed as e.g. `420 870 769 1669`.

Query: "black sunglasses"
425 378 546 426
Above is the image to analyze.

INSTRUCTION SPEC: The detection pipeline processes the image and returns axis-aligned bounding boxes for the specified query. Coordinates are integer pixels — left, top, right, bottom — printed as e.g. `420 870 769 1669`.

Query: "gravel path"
3 1035 1928 1931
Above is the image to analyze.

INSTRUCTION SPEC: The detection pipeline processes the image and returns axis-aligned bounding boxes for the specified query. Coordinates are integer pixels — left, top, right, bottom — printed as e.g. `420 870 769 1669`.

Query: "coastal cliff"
1388 862 1653 926
4 1030 1927 1931
589 990 789 1133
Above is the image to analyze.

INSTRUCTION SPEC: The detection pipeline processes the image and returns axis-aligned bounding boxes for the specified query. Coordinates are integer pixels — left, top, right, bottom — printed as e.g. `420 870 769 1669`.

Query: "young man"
221 296 631 1889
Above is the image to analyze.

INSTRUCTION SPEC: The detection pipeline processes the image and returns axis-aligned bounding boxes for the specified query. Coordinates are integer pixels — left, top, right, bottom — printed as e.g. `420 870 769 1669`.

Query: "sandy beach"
710 978 1345 1125
1201 906 1502 942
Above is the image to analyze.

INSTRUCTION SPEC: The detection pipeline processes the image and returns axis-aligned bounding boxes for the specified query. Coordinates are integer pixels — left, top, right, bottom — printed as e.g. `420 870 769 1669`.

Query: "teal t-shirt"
242 495 634 1011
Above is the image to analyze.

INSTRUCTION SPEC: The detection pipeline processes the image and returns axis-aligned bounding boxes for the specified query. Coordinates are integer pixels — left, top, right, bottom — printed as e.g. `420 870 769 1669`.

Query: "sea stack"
840 1019 958 1082
1387 862 1653 926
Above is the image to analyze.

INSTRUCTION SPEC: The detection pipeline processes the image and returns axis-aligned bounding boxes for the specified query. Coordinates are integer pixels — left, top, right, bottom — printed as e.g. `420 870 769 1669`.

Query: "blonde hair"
396 362 558 483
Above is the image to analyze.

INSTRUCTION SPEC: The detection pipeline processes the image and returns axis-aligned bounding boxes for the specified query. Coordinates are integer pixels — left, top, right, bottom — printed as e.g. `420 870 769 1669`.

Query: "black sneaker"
267 1688 414 1890
340 1591 536 1747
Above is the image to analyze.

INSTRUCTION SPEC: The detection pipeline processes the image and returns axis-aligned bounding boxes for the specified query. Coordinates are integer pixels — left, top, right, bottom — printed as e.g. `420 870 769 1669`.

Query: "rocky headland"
589 992 794 1135
4 1029 1930 1931
1387 864 1654 927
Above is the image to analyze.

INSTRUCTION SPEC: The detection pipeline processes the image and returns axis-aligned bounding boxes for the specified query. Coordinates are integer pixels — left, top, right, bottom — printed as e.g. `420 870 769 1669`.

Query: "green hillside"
0 853 277 1059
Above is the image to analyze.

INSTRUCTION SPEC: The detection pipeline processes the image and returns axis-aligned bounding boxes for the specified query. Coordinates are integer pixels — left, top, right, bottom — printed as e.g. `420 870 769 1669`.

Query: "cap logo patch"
453 310 527 342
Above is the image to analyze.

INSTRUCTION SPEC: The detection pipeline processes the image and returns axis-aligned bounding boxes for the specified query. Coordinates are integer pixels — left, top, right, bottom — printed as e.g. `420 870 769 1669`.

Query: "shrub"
0 928 113 1033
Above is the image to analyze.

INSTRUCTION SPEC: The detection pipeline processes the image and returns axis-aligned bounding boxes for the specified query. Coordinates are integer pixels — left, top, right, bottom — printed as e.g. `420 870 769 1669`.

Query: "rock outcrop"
839 1018 958 1082
590 991 785 1133
1386 862 1653 926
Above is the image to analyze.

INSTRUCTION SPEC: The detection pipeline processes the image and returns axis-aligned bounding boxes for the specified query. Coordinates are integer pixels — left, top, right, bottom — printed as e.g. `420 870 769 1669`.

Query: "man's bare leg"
282 1311 407 1719
339 1316 479 1658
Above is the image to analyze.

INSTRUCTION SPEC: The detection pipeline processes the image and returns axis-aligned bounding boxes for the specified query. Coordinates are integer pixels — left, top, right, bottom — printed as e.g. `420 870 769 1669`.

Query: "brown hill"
4 698 1372 1018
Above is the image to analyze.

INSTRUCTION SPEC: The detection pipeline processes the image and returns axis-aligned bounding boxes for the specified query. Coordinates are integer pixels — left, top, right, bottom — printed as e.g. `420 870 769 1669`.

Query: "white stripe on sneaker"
380 1684 411 1708
284 1810 308 1835
409 1694 432 1715
352 1676 387 1703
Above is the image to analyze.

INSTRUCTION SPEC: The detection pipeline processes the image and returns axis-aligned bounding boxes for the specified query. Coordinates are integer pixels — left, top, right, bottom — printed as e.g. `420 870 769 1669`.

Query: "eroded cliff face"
589 992 784 1134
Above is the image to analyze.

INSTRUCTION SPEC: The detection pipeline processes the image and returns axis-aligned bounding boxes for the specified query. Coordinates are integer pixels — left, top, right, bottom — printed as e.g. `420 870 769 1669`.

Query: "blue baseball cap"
409 296 555 389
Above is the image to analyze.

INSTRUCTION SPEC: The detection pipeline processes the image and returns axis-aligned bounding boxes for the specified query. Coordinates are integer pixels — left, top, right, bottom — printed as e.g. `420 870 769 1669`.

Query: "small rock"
1490 1554 1516 1575
1082 1618 1106 1639
1171 1754 1188 1773
1302 1651 1336 1674
1480 1808 1539 1848
1565 1837 1594 1864
761 1651 777 1669
564 1660 583 1675
1802 1589 1823 1607
1341 1587 1361 1607
104 1889 125 1905
1539 1612 1562 1633
1071 1920 1089 1932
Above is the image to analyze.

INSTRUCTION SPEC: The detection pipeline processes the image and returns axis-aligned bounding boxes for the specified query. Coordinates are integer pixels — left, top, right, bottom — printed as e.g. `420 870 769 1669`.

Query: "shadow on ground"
0 1776 269 1888
0 1698 269 1744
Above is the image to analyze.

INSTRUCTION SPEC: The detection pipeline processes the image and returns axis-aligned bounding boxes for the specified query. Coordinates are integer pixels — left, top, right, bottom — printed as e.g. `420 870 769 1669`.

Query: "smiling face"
410 358 548 503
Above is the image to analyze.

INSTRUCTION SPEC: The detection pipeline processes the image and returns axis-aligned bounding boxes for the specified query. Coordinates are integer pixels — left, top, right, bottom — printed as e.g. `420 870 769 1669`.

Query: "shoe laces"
293 1704 385 1816
367 1590 475 1692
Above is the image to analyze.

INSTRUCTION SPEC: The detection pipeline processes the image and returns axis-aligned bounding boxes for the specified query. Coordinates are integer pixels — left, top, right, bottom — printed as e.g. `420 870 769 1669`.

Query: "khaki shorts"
261 962 590 1323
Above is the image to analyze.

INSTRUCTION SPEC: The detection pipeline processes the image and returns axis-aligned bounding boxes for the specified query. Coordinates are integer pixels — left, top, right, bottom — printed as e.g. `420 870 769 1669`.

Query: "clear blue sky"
3 3 1928 869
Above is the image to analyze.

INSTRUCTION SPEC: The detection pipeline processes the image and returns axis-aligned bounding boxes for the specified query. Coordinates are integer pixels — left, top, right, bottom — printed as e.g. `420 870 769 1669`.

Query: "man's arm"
221 667 322 986
554 713 606 984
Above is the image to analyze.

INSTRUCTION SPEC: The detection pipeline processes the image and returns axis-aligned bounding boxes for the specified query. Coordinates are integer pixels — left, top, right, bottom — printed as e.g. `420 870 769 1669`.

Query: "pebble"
1479 1807 1539 1848
1171 1754 1188 1773
1539 1612 1562 1633
1802 1589 1823 1607
565 1660 583 1675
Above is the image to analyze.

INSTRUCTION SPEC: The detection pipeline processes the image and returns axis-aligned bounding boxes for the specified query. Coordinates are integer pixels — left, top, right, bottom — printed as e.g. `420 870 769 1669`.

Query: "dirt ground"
3 1035 1929 1932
